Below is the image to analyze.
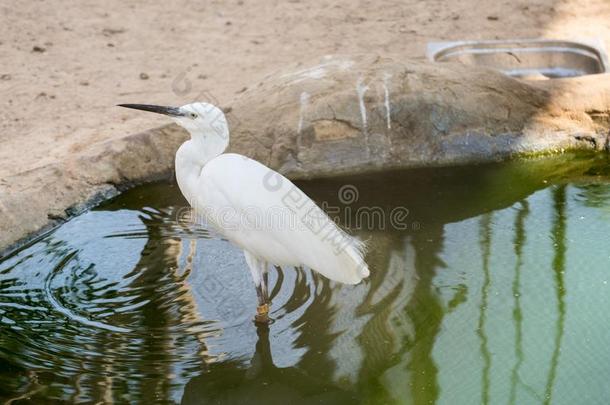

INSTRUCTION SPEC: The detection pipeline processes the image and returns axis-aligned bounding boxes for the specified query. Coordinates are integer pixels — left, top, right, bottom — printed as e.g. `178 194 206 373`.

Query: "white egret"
118 102 369 323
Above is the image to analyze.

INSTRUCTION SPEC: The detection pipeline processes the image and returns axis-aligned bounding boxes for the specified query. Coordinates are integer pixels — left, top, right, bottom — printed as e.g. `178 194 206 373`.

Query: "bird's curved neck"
175 132 228 204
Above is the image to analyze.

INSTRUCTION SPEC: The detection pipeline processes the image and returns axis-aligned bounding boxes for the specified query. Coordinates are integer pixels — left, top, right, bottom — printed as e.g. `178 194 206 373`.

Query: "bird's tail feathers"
304 225 370 285
343 235 370 281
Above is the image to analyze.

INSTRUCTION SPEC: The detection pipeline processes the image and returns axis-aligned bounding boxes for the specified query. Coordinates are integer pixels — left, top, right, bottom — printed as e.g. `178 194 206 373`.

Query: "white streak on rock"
297 91 310 134
356 77 369 134
281 59 354 84
383 73 392 129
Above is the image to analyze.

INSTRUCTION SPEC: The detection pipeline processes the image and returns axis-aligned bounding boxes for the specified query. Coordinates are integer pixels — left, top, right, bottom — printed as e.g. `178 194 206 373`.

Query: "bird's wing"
193 153 369 284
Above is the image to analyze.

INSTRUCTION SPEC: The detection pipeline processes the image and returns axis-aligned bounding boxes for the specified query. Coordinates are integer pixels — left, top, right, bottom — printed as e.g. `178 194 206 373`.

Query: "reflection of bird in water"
119 102 369 323
180 324 356 405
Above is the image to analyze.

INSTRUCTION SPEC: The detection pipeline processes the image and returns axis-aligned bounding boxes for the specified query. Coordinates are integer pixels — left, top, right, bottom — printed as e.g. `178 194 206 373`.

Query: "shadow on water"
0 152 609 403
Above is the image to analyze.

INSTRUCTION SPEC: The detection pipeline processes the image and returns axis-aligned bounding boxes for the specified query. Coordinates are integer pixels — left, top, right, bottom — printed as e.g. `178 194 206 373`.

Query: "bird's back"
193 153 369 284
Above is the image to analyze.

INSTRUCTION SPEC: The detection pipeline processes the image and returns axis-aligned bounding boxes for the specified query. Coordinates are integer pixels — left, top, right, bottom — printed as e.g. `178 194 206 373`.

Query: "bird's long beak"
117 104 185 117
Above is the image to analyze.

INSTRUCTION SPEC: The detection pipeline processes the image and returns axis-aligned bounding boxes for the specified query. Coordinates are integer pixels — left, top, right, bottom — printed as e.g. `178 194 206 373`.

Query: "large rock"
0 126 187 255
1 54 610 255
228 54 609 179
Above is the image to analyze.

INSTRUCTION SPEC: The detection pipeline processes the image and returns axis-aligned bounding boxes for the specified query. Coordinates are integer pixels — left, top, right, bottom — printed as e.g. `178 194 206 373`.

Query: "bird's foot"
254 303 270 324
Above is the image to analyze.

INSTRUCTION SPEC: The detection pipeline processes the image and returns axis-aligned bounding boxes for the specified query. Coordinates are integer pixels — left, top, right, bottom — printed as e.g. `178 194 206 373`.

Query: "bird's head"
118 102 229 142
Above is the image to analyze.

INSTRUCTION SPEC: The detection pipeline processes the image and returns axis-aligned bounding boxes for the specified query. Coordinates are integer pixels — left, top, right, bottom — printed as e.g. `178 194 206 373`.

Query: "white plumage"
119 101 369 322
194 153 369 284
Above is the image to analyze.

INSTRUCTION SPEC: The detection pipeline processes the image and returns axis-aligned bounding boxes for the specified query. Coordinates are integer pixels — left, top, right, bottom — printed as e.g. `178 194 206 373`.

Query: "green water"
0 153 609 404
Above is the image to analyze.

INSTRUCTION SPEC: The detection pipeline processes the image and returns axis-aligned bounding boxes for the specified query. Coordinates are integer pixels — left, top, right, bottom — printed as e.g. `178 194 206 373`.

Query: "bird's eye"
190 112 198 119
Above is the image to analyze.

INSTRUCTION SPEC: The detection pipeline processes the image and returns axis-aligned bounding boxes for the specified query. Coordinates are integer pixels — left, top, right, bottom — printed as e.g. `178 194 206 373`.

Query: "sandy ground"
1 0 610 180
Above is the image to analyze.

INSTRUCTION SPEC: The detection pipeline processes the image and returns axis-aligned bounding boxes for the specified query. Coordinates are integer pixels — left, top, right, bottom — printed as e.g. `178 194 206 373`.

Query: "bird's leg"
245 252 271 323
262 270 269 304
255 263 270 324
255 284 270 324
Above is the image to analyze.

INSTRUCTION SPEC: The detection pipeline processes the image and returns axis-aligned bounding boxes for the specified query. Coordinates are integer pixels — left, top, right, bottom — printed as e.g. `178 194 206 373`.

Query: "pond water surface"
0 153 609 404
